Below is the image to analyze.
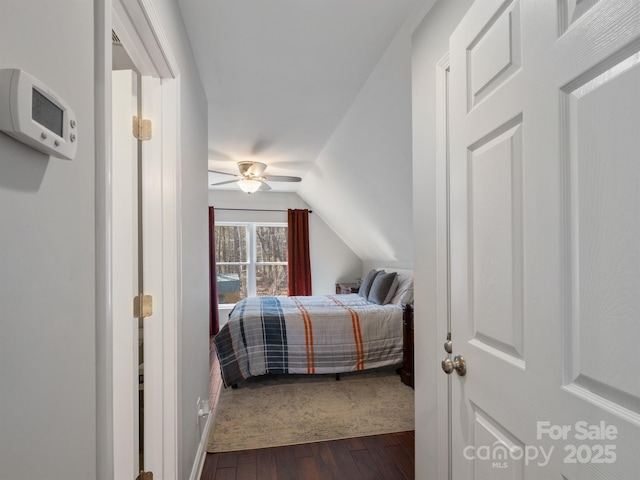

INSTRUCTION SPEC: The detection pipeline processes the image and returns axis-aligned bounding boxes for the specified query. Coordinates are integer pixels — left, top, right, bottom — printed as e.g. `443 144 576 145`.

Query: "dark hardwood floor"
204 337 415 480
201 431 415 480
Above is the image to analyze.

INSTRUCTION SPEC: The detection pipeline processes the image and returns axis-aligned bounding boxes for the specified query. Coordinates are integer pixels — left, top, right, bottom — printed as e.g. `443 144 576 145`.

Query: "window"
215 222 288 304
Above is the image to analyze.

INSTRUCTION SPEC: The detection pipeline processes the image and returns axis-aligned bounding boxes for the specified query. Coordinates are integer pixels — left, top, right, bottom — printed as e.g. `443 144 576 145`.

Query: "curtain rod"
215 208 313 213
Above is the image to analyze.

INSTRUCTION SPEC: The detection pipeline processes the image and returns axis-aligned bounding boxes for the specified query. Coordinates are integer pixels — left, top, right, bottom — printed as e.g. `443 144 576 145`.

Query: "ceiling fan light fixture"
238 178 261 194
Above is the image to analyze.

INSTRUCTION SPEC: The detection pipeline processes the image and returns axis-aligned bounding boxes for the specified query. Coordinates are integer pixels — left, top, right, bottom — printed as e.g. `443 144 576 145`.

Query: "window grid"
215 222 287 304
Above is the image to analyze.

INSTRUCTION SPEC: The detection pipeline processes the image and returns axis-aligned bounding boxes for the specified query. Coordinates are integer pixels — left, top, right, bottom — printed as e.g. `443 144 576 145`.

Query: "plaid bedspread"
214 294 404 387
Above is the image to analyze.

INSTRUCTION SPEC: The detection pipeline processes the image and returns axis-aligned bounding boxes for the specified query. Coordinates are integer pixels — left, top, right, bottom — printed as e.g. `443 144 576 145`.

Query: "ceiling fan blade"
262 175 302 182
258 181 272 191
208 169 238 177
210 179 239 186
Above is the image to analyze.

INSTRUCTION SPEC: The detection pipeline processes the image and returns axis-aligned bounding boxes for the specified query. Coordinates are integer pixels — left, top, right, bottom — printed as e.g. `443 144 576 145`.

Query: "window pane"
256 226 288 263
215 225 247 263
216 264 248 303
256 265 288 296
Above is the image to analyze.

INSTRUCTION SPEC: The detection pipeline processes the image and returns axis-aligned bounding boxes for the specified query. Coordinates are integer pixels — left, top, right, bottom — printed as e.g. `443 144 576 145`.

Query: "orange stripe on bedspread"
329 296 365 370
292 297 315 373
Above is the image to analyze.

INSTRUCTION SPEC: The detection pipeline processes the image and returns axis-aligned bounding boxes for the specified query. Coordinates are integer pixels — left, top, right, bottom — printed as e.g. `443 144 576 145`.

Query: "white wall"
148 1 211 478
0 1 210 479
297 23 415 271
0 2 96 479
411 1 473 478
209 189 362 324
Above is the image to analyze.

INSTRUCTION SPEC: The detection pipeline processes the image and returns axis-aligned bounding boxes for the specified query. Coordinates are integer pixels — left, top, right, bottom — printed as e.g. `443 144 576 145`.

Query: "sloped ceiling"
178 0 430 265
297 30 415 266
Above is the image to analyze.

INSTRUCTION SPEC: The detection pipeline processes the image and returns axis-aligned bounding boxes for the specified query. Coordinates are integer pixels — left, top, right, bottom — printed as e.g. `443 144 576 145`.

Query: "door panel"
468 118 524 364
471 405 525 479
563 54 640 414
466 0 521 110
448 0 640 478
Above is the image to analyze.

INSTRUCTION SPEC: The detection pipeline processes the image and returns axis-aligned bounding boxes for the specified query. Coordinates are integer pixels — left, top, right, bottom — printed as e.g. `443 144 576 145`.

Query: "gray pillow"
359 269 381 298
384 275 400 304
368 271 398 305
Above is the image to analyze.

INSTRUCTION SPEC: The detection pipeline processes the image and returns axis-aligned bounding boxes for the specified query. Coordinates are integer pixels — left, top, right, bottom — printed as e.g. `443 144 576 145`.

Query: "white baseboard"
188 409 214 480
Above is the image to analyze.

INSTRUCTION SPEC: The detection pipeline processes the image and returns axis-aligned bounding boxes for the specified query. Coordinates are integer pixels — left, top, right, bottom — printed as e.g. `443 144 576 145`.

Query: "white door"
113 70 169 479
448 0 640 478
112 69 141 478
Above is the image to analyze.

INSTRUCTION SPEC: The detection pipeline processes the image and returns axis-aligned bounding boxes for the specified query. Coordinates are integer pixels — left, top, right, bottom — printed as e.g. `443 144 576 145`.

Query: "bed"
214 268 413 387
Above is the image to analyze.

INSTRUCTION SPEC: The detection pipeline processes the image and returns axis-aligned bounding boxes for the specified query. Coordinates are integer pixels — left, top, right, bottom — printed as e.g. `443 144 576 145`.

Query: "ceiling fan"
209 161 302 194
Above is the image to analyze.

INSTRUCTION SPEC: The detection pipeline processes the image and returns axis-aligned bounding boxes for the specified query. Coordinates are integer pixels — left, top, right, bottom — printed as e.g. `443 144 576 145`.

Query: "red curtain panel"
209 206 220 336
287 209 312 296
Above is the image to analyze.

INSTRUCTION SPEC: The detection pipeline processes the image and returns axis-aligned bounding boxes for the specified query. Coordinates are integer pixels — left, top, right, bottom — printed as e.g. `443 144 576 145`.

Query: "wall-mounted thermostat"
0 69 77 160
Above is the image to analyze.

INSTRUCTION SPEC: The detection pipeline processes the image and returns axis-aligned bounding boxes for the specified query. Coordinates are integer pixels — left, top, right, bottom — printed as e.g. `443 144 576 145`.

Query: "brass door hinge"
133 115 152 141
133 294 153 318
136 471 153 480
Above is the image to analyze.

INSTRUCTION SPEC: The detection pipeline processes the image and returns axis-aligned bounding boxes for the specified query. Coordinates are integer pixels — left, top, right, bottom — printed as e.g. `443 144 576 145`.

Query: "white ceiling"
177 0 421 192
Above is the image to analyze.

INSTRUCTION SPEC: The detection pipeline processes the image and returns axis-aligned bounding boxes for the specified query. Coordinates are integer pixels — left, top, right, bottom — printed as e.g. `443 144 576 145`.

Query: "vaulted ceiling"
178 0 430 264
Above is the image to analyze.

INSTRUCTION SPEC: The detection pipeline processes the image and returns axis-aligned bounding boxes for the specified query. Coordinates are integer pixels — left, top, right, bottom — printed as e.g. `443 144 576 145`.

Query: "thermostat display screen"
32 88 63 137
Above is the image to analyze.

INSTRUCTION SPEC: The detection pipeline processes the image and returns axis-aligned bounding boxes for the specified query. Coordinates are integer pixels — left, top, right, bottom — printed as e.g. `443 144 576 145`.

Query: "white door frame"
435 52 452 480
95 0 181 478
413 47 453 480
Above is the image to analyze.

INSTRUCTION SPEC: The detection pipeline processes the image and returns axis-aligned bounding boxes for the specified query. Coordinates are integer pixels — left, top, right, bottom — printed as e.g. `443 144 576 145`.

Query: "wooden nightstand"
399 304 414 388
335 282 360 294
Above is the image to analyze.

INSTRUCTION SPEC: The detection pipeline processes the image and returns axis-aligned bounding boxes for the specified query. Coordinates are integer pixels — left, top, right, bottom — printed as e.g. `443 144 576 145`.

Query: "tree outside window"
215 223 288 304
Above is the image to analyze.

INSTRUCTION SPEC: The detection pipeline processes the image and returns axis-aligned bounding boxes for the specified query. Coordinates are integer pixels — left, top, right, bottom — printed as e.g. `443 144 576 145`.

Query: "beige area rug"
206 366 414 453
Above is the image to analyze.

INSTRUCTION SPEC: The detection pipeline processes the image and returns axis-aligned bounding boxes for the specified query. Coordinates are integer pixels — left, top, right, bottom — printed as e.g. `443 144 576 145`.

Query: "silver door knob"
441 354 466 376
